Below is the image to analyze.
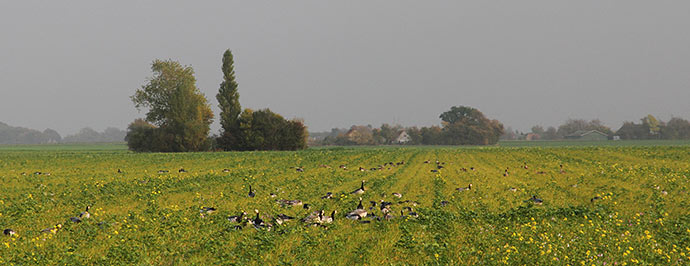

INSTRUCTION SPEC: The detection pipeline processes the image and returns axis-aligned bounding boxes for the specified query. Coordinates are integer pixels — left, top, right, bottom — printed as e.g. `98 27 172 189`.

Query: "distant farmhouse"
395 131 410 144
525 133 540 141
564 130 609 141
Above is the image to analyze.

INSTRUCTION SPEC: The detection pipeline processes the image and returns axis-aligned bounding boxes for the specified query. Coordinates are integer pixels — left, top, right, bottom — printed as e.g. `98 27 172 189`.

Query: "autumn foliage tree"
127 59 214 152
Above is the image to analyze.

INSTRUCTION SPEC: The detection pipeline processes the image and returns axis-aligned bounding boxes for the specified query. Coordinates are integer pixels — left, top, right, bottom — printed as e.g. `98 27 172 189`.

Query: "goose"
503 169 509 177
41 224 62 234
392 193 402 198
178 168 187 173
525 195 543 205
222 168 230 173
228 211 246 223
70 217 82 223
248 185 255 198
406 208 419 218
3 229 15 236
117 169 123 174
424 160 430 164
201 207 217 215
277 199 303 207
440 200 450 207
158 170 169 174
346 198 367 220
80 206 91 219
250 210 271 229
275 214 296 225
321 192 333 199
430 169 438 173
456 184 472 192
383 212 395 220
321 210 337 224
470 167 475 171
303 204 311 210
437 165 444 169
380 201 393 209
270 193 277 198
339 165 347 169
302 210 324 224
590 196 602 203
380 205 392 214
523 163 528 170
661 190 668 196
351 181 365 195
559 164 566 174
359 167 366 172
295 167 304 172
509 187 518 192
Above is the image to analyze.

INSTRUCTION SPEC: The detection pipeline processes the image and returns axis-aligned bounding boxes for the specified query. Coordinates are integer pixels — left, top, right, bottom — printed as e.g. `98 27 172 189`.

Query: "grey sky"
1 1 689 135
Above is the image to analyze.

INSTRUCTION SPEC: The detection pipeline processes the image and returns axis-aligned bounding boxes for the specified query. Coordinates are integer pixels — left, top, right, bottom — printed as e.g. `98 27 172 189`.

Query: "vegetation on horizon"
316 106 504 146
126 50 307 152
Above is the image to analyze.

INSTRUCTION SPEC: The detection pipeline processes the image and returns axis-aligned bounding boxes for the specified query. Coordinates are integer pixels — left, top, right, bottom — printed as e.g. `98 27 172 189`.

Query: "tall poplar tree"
216 49 242 150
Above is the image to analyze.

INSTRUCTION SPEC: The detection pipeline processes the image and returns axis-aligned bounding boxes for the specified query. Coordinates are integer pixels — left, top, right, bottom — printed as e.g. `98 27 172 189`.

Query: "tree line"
0 122 125 145
125 50 307 152
314 106 504 146
504 115 690 140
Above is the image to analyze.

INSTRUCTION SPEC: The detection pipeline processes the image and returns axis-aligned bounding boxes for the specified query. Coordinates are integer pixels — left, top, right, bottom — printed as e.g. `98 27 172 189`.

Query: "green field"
1 145 689 265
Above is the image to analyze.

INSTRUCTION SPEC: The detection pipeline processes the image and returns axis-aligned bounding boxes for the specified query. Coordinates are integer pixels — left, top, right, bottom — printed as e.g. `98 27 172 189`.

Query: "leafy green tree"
557 119 612 137
439 106 504 145
216 50 242 150
643 114 661 138
406 127 423 145
661 117 690 139
420 126 443 145
42 129 62 143
543 126 558 140
130 59 213 152
234 108 308 150
531 125 545 136
125 119 156 152
280 119 308 150
440 106 483 125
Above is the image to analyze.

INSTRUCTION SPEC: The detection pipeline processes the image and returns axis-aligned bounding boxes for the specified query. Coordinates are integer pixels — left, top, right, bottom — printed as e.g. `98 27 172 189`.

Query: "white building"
395 131 410 144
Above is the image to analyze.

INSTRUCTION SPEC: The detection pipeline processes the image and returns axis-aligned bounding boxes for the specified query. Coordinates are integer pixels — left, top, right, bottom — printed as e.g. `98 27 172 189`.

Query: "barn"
564 130 609 141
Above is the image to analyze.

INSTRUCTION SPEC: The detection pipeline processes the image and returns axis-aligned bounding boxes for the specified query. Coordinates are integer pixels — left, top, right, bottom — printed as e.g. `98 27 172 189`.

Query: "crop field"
1 146 689 265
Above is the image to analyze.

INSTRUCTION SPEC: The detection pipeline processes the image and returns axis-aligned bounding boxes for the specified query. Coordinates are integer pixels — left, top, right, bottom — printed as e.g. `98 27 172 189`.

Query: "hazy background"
1 1 689 135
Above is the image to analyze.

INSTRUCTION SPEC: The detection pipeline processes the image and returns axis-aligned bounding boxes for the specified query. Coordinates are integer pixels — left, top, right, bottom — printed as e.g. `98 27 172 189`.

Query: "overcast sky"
1 1 689 135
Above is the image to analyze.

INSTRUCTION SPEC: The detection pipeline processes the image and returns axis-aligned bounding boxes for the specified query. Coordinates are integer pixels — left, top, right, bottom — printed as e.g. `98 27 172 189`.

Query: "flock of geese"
213 176 423 231
3 160 617 236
